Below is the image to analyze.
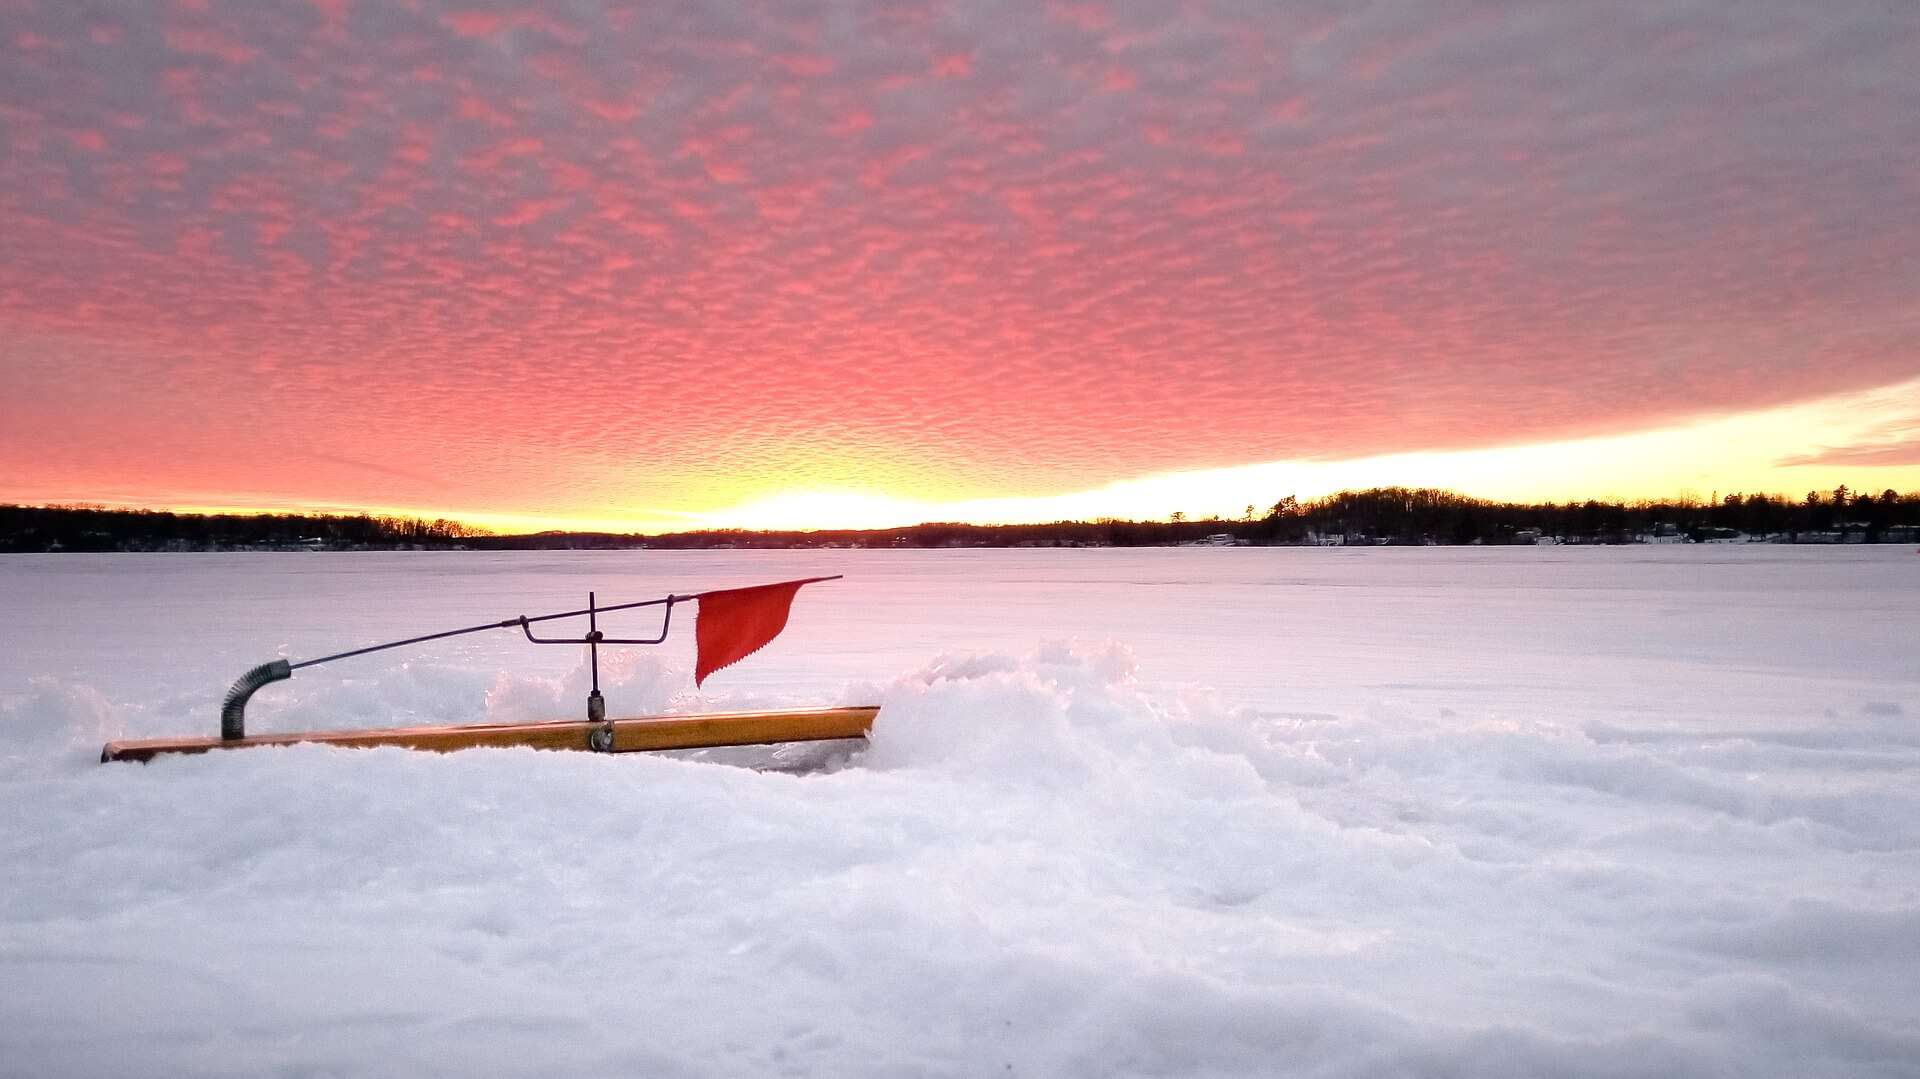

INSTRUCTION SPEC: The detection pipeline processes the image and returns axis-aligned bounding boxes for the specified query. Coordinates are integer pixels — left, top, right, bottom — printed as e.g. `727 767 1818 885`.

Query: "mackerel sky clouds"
3 1 1917 528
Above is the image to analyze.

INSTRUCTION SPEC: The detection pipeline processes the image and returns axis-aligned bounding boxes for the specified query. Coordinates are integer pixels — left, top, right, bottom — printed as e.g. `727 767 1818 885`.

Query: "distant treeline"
1234 485 1920 546
476 484 1920 549
5 484 1919 552
0 504 479 553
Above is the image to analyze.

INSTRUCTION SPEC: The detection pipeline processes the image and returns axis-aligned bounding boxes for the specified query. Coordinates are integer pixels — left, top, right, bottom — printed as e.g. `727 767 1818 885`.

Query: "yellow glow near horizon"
697 375 1920 531
40 376 1920 534
690 491 953 533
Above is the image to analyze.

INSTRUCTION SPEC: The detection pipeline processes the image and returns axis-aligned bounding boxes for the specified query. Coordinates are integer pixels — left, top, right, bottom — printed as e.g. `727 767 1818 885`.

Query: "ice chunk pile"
2 641 1915 1077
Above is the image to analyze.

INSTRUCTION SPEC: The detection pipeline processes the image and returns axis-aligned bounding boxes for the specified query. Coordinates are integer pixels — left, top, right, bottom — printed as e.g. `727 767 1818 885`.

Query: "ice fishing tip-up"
216 578 842 748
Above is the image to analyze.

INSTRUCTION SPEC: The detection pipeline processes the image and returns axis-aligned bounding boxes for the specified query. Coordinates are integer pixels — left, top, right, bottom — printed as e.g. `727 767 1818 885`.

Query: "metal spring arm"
206 582 812 744
518 595 675 644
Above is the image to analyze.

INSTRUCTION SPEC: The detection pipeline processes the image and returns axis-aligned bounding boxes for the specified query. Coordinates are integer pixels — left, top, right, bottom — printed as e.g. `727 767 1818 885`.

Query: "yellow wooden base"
100 706 880 763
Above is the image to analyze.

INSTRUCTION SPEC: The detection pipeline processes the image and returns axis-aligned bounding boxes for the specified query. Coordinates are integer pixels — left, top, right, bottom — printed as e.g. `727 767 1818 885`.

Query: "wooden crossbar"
100 706 880 763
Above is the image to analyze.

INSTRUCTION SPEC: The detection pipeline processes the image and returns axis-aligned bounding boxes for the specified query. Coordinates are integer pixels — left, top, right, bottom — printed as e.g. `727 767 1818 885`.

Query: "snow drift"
1 548 1916 1077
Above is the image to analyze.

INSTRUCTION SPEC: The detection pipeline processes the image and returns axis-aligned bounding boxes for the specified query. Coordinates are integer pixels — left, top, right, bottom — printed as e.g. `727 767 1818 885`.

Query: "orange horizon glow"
17 375 1919 536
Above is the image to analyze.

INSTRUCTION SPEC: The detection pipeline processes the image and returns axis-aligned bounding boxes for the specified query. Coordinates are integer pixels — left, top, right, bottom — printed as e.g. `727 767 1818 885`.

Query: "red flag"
693 576 837 686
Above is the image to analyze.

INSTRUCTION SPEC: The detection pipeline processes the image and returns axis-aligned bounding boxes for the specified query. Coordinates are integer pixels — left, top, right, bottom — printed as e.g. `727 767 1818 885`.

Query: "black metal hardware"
513 591 677 750
214 577 840 741
516 592 676 645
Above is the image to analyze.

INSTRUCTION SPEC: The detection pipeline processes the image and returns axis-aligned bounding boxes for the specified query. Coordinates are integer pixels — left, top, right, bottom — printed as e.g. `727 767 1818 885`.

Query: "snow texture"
2 548 1917 1077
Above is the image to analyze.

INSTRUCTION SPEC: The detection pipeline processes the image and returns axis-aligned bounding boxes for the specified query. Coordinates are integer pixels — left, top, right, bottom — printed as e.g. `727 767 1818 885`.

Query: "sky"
2 0 1917 533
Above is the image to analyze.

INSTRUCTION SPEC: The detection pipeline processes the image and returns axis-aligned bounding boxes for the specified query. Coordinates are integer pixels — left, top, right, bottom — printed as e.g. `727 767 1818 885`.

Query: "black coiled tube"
221 659 292 740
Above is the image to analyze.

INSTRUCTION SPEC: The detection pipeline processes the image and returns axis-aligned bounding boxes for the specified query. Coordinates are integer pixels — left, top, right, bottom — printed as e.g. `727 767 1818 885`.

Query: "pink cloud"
932 52 973 78
456 95 514 127
1048 4 1110 32
583 97 644 123
163 27 258 65
441 11 508 38
0 0 1916 519
778 54 835 78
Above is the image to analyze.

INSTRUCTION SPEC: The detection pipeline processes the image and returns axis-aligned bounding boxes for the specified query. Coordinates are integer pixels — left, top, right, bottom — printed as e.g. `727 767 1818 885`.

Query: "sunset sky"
3 1 1917 532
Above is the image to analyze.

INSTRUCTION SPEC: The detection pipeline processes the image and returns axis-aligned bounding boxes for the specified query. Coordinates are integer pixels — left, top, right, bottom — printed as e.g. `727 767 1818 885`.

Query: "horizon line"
10 480 1912 539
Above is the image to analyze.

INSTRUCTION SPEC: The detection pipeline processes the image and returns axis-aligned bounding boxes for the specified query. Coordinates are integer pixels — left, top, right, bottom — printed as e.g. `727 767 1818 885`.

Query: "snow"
2 547 1917 1077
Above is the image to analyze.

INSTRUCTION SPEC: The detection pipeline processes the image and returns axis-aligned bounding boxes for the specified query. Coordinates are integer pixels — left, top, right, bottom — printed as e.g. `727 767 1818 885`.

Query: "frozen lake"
3 547 1917 1077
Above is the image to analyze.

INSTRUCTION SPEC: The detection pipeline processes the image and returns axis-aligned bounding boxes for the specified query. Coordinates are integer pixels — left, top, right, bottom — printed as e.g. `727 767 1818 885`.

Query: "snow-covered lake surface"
2 547 1917 1077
